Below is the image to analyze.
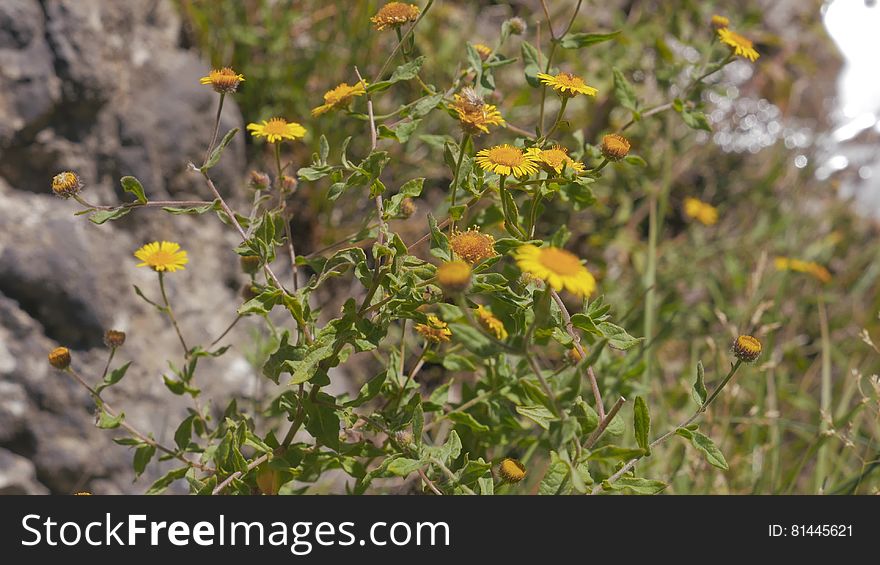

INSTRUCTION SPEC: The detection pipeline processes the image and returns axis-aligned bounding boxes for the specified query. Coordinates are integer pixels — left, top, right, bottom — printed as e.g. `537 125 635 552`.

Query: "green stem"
539 96 568 144
158 272 189 356
448 133 471 235
816 297 832 493
204 93 225 166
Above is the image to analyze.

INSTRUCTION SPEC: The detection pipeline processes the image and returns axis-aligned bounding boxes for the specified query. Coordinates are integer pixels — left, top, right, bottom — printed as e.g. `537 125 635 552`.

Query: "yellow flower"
370 2 420 31
683 198 718 226
415 315 452 343
566 346 585 364
773 257 831 284
199 67 245 94
711 15 730 29
450 228 497 263
48 346 71 370
733 335 762 363
514 244 596 298
498 458 526 483
450 88 505 135
247 118 306 143
475 144 541 177
51 171 83 198
537 72 598 97
717 28 759 62
311 81 368 117
134 241 189 273
527 145 585 175
475 305 508 340
600 133 631 161
436 260 472 292
473 43 493 60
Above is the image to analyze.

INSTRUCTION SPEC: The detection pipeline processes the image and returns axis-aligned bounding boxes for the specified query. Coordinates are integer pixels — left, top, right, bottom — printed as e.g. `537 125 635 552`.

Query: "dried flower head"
683 198 719 226
248 170 271 191
371 2 420 31
450 228 496 264
475 305 508 340
280 175 298 193
240 254 262 275
48 346 71 370
399 197 417 219
507 17 527 35
134 241 189 273
476 144 541 177
311 81 368 116
450 88 505 136
498 458 526 483
717 28 759 62
437 260 472 293
733 335 762 363
515 244 596 298
104 330 126 348
247 118 306 143
51 171 83 198
199 67 245 94
528 145 585 174
601 133 631 161
415 315 452 343
711 15 730 29
537 72 598 98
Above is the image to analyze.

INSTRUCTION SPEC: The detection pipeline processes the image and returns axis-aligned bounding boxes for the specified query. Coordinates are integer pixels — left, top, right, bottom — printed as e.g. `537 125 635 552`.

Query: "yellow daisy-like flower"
311 81 368 117
450 228 497 263
473 43 493 60
527 145 585 175
475 305 508 340
514 244 596 298
717 28 759 62
537 72 598 98
134 241 189 273
449 88 505 136
51 171 83 198
436 260 472 292
475 144 541 177
370 2 420 31
414 315 452 343
710 15 730 29
199 67 245 94
684 198 719 226
733 335 762 363
246 118 306 143
773 257 831 284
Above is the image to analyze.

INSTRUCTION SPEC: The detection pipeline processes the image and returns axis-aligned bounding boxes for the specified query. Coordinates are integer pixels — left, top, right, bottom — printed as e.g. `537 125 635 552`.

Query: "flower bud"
104 330 126 348
48 346 71 370
733 335 762 363
498 458 526 483
51 171 83 198
601 133 631 161
248 170 271 191
436 260 472 293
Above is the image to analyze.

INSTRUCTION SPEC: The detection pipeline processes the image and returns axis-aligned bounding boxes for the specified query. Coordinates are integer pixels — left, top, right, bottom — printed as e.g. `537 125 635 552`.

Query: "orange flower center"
487 146 526 166
262 118 290 135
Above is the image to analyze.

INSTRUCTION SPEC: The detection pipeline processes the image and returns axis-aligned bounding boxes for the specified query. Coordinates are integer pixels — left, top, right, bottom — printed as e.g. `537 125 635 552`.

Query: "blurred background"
0 0 878 494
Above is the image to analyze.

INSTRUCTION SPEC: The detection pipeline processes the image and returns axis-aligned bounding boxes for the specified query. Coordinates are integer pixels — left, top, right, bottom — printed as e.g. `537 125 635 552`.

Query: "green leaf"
680 108 712 131
604 476 667 494
368 56 426 92
95 361 131 394
676 428 729 470
161 201 216 215
539 451 569 495
478 476 494 495
597 321 642 350
693 361 708 405
120 176 147 204
427 213 450 260
346 371 387 408
425 430 462 464
239 288 283 316
441 353 477 372
447 412 490 432
89 207 131 225
174 414 195 450
515 404 557 430
572 396 600 433
633 396 651 455
133 444 157 478
521 41 543 87
202 127 239 170
146 466 188 495
587 445 645 461
305 401 341 450
560 30 620 49
386 457 423 477
612 67 639 113
97 409 124 429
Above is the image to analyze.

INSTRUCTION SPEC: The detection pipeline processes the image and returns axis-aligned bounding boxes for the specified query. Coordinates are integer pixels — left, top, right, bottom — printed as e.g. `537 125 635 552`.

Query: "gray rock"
0 448 49 495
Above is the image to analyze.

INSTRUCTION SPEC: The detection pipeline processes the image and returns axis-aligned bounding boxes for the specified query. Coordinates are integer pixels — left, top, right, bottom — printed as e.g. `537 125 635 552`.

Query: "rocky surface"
0 0 257 494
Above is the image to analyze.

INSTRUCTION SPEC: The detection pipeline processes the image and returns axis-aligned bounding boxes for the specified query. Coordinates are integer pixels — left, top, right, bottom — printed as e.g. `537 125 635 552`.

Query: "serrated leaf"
676 428 728 470
680 108 712 131
612 67 639 113
693 361 708 405
447 412 489 432
604 476 667 494
97 409 124 429
146 467 188 495
386 457 424 477
539 451 569 495
515 404 557 430
305 401 340 450
597 321 642 350
89 208 131 225
120 176 147 204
